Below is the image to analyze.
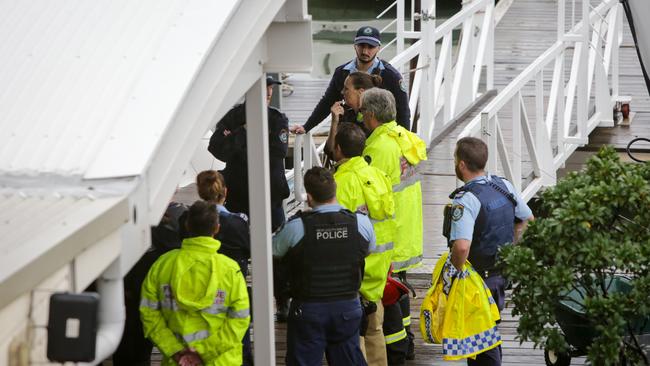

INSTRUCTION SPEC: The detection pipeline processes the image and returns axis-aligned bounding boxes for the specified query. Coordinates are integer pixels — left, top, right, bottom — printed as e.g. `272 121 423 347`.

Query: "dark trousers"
383 295 415 365
286 298 367 366
467 275 506 366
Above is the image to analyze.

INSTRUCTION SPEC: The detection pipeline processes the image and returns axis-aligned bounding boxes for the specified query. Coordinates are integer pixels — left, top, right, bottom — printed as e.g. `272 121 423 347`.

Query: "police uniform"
447 175 532 366
208 103 290 232
302 57 411 133
215 205 250 276
273 204 375 365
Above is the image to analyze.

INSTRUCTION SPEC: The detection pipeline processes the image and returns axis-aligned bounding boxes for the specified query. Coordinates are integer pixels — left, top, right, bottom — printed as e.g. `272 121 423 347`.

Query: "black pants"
383 295 414 365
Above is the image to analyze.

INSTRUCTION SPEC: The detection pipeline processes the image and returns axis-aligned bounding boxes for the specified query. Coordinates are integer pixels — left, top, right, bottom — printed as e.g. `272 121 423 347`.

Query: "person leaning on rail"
444 137 534 366
331 122 396 366
272 167 374 365
291 26 411 135
140 201 250 366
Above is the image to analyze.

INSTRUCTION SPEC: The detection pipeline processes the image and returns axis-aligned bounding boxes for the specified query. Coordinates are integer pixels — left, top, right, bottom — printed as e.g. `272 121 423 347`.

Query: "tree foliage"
500 147 650 365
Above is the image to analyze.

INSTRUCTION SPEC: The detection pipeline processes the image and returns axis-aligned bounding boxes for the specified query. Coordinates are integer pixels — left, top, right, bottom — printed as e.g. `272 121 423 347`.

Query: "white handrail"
458 0 622 202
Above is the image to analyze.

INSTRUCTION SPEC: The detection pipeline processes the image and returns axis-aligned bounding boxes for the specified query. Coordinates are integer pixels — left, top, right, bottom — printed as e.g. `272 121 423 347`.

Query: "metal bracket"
413 10 435 22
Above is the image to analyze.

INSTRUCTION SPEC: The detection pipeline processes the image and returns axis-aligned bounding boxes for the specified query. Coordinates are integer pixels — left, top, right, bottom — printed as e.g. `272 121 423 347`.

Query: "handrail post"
481 112 497 172
293 134 305 203
576 0 589 139
397 0 405 56
418 0 436 141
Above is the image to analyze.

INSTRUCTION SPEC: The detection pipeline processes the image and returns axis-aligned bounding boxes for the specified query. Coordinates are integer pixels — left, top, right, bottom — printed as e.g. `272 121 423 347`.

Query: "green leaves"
501 147 650 365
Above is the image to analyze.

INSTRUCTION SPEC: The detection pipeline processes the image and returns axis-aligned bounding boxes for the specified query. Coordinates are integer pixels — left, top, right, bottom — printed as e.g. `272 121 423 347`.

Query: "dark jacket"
302 58 410 132
208 103 290 227
216 207 251 276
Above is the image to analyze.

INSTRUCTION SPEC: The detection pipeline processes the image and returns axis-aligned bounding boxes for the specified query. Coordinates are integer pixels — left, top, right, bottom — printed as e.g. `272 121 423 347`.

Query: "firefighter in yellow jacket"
140 201 251 366
360 88 427 273
332 122 396 366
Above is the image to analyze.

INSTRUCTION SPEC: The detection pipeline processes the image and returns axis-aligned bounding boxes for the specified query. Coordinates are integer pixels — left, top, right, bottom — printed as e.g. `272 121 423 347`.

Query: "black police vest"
286 209 368 302
464 176 517 272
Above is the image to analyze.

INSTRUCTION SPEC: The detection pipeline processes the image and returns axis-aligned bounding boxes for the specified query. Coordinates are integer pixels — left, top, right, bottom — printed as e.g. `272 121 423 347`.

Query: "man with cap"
291 26 411 134
208 75 290 231
208 75 292 321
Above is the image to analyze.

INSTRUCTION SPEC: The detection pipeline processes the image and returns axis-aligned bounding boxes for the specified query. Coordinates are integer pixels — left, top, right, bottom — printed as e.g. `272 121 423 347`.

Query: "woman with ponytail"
196 170 251 276
326 72 383 159
196 170 254 365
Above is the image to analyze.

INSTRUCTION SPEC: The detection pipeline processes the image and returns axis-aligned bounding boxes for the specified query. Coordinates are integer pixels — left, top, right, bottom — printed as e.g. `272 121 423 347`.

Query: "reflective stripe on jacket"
363 121 427 272
335 156 396 302
140 236 250 366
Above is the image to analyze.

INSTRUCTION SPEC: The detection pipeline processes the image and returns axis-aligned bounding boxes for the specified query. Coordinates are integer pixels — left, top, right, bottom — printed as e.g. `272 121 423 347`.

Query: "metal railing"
458 0 623 201
290 0 495 202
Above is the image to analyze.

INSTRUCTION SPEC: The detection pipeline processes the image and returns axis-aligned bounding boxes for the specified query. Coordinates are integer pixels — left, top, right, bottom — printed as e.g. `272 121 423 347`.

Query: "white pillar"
246 76 276 365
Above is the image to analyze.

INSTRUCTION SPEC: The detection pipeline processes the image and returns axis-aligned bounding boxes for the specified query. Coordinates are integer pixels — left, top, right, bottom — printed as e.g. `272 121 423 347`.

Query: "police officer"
273 167 374 365
291 26 410 134
446 137 534 366
208 76 290 232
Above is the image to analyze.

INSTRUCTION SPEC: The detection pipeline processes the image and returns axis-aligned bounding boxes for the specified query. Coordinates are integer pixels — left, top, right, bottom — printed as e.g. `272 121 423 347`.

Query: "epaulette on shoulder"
449 186 468 200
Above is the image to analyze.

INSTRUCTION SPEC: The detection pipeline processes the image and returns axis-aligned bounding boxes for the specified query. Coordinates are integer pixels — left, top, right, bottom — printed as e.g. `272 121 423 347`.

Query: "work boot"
406 327 415 360
275 298 290 323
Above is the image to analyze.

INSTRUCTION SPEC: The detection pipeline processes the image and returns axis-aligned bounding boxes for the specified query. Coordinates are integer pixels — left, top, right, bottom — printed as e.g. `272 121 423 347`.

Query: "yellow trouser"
360 301 387 366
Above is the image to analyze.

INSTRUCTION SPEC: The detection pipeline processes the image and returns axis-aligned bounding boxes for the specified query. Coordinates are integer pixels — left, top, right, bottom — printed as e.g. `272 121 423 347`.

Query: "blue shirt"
342 57 385 74
272 203 376 257
449 175 533 242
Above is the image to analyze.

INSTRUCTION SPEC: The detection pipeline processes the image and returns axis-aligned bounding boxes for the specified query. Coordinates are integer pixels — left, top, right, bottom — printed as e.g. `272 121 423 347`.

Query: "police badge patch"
399 78 407 93
451 205 464 221
279 129 288 144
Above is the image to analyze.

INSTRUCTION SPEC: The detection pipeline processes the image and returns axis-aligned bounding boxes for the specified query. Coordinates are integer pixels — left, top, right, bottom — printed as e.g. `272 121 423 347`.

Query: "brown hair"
335 123 366 158
196 170 227 203
304 167 337 203
456 137 488 172
186 200 219 237
348 72 383 90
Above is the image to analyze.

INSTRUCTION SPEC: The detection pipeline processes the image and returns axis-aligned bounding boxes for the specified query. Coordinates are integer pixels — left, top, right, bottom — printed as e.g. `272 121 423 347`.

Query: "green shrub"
500 146 650 365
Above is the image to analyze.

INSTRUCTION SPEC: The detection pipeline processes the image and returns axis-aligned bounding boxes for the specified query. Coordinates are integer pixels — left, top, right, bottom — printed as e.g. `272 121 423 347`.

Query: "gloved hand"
442 257 458 296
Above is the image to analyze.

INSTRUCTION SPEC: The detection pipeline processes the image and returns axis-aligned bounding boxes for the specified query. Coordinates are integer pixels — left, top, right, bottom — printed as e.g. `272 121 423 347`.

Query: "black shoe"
275 299 290 322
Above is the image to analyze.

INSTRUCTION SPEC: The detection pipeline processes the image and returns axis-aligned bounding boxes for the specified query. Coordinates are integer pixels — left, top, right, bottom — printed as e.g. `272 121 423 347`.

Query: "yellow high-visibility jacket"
334 156 396 302
140 236 250 366
419 252 502 361
363 121 427 272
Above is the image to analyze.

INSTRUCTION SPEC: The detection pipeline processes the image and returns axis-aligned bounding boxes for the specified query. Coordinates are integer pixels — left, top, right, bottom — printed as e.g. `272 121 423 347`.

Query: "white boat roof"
0 0 312 307
0 0 239 179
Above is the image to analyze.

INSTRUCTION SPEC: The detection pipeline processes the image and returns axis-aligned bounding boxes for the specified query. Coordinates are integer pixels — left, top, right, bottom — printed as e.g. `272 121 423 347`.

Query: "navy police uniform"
215 204 251 276
273 204 376 366
208 103 290 232
447 175 532 366
302 57 411 132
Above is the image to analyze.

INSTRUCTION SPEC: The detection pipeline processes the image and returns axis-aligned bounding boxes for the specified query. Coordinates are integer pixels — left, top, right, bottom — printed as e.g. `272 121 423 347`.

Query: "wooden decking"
275 0 648 364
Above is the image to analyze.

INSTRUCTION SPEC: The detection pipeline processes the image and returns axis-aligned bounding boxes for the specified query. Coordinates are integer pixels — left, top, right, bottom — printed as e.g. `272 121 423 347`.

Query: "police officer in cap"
445 137 534 366
291 26 410 134
273 167 375 365
208 75 290 232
